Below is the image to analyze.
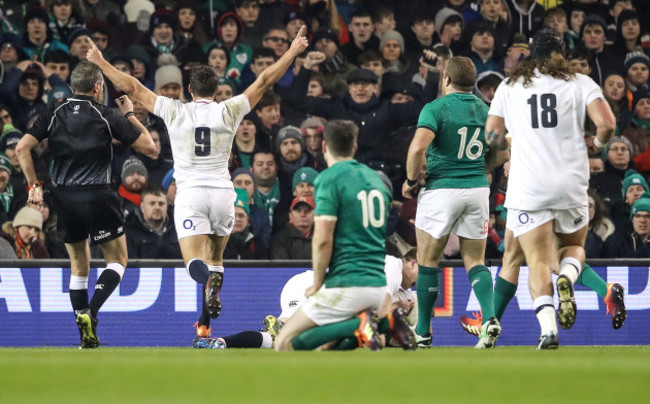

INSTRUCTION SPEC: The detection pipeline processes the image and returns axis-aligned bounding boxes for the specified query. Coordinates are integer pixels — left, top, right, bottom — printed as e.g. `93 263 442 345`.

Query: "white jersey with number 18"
153 94 251 192
489 72 603 211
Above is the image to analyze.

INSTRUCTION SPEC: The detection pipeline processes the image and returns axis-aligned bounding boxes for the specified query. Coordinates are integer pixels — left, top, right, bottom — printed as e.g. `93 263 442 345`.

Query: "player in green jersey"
275 120 416 351
402 56 507 349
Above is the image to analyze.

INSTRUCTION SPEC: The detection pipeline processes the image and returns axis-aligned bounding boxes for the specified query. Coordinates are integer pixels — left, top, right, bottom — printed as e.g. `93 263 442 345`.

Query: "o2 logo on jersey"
183 219 195 230
518 213 530 225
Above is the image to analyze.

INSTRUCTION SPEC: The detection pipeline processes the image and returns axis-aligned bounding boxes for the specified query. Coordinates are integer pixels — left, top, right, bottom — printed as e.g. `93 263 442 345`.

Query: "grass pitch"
0 346 647 403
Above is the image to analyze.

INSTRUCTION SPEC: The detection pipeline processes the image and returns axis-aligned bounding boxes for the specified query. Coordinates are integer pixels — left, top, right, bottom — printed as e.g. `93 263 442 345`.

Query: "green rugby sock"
468 265 495 323
291 318 360 351
378 317 390 334
332 337 359 350
576 263 608 299
494 276 518 321
416 265 439 336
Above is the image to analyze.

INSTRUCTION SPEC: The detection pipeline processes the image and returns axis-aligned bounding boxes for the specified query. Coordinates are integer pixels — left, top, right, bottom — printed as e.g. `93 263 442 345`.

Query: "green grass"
0 346 648 403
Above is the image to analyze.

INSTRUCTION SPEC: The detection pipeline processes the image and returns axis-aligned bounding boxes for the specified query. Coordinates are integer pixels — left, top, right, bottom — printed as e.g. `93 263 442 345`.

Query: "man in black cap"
16 61 156 349
294 53 434 167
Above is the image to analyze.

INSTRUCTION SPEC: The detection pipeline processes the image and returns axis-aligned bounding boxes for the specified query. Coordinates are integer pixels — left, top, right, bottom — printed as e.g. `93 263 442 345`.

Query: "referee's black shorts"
51 185 125 245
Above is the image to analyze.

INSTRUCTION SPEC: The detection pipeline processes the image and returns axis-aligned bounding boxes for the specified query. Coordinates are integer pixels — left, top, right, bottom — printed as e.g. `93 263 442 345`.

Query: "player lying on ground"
195 251 419 349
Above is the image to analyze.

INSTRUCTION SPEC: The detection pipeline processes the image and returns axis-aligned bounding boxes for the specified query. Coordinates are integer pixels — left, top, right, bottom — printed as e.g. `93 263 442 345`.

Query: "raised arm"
244 26 309 109
86 38 157 113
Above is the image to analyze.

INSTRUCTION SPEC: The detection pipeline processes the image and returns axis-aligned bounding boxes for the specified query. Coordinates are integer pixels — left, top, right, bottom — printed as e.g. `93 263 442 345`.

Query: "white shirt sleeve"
153 96 182 127
222 94 252 132
488 81 508 118
383 255 403 299
578 74 605 105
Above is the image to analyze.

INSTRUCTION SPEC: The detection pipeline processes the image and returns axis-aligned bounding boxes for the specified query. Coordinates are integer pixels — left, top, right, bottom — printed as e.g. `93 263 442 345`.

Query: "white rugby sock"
260 332 274 349
208 265 224 273
558 257 581 284
534 295 558 335
69 275 88 290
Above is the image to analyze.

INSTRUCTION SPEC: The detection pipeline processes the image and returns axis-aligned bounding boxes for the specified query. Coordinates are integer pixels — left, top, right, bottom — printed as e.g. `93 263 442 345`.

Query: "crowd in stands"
0 0 649 260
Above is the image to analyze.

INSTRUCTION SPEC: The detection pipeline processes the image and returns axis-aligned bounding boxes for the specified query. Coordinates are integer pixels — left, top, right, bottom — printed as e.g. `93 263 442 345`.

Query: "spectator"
230 116 259 170
214 11 253 83
435 7 464 53
1 64 49 132
580 15 617 85
135 128 172 187
48 0 85 45
0 105 15 131
300 116 326 157
302 0 349 45
175 0 210 47
464 22 503 75
311 28 357 98
1 126 35 217
231 168 271 252
44 49 71 83
589 155 605 175
566 48 591 76
252 89 282 149
257 0 291 36
216 77 237 102
154 54 184 101
80 0 121 24
292 166 318 198
139 9 189 62
590 136 635 214
203 42 230 79
87 19 115 62
0 206 49 259
471 0 514 55
251 149 280 226
474 70 504 105
284 9 307 41
67 28 92 62
602 72 631 126
119 156 149 217
372 7 396 41
585 189 614 258
262 26 290 59
507 0 544 39
625 89 650 172
380 30 413 79
125 186 182 259
293 63 428 167
0 35 28 73
544 7 578 51
0 153 16 224
405 13 436 65
224 188 268 259
270 195 314 259
21 5 69 61
236 0 264 47
608 10 644 63
623 51 649 95
602 193 650 257
341 9 379 67
127 44 155 90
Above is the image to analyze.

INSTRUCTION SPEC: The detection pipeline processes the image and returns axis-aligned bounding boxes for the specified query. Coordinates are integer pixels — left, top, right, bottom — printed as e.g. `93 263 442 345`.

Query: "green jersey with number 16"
417 92 489 190
314 159 390 288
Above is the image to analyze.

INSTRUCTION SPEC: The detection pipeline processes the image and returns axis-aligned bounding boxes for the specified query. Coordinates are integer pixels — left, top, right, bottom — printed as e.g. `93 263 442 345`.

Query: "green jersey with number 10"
314 159 390 288
417 92 489 190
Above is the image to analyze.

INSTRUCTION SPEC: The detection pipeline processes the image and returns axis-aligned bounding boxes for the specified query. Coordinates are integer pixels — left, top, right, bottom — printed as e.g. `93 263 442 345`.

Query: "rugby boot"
205 272 223 319
556 275 577 329
604 283 626 329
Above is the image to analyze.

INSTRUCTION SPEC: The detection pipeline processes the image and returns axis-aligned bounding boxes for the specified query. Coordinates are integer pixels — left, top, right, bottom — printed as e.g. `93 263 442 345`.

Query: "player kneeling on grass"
259 120 417 351
195 250 419 349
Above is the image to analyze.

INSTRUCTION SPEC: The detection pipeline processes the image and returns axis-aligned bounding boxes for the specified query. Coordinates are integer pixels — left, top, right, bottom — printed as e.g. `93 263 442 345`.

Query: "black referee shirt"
29 95 140 187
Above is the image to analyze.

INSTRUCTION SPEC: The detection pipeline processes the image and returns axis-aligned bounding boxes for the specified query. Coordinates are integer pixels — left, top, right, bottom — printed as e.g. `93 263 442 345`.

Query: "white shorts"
279 271 314 320
506 206 589 238
300 286 387 326
174 187 236 239
415 187 489 240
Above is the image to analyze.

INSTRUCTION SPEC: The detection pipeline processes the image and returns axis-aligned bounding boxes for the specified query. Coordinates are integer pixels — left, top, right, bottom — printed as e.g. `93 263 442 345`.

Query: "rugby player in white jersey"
86 29 309 335
485 28 616 349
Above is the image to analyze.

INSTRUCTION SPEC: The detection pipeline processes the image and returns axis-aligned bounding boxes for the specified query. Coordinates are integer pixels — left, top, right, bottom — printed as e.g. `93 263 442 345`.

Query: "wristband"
125 111 135 119
28 182 40 191
593 137 606 149
406 178 418 186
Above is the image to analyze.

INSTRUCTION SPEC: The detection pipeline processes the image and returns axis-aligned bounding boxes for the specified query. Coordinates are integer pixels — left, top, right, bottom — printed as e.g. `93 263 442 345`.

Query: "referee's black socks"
89 263 125 318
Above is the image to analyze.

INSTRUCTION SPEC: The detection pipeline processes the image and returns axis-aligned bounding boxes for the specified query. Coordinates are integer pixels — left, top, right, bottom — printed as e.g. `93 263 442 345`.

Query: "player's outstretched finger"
297 25 307 38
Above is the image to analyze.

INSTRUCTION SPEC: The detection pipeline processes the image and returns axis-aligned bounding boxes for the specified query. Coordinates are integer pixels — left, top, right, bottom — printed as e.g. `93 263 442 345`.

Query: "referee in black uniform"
16 60 156 349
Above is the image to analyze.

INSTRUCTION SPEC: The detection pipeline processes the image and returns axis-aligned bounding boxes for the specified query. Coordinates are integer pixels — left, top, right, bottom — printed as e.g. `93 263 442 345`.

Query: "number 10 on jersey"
195 127 211 156
357 190 385 228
